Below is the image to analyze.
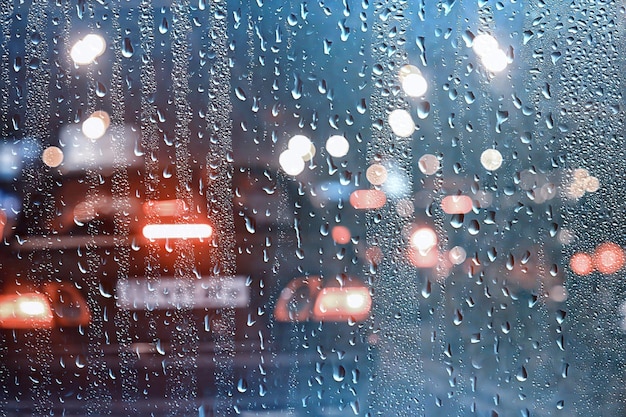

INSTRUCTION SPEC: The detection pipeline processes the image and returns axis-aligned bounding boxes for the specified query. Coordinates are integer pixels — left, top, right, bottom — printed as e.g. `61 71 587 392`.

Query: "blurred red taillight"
349 190 387 209
441 195 473 214
312 287 371 322
143 199 188 217
142 223 213 240
0 293 54 329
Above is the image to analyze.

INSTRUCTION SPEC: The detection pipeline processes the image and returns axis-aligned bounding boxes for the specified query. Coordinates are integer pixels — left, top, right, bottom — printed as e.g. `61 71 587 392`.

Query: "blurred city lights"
481 49 509 73
288 134 315 161
326 135 349 158
399 65 428 97
570 252 594 275
82 111 110 140
71 33 107 65
585 176 600 192
472 33 509 73
0 293 54 329
366 164 388 186
480 149 503 171
388 109 415 137
142 223 213 240
472 34 499 56
410 227 437 255
448 246 467 265
279 148 305 176
567 168 601 199
441 195 473 214
349 190 386 209
331 225 352 245
418 153 440 175
395 199 414 217
408 246 439 268
593 242 625 275
41 146 64 168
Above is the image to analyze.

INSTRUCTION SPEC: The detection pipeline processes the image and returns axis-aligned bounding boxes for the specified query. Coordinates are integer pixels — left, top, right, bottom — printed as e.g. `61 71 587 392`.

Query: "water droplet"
245 216 256 234
291 73 303 100
235 86 247 101
237 378 248 393
159 17 169 34
468 219 480 235
13 57 22 72
356 98 367 114
96 82 107 97
421 280 431 298
416 101 430 119
453 309 463 325
333 365 346 382
156 339 165 355
122 38 134 58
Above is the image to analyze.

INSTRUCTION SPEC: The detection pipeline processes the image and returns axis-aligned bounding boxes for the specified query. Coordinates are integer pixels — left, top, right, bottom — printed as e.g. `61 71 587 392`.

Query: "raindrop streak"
291 72 303 99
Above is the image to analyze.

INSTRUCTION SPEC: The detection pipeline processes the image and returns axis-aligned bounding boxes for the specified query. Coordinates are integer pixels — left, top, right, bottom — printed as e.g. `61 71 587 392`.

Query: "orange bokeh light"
349 190 387 209
593 242 625 275
569 252 594 276
441 195 473 214
331 225 352 244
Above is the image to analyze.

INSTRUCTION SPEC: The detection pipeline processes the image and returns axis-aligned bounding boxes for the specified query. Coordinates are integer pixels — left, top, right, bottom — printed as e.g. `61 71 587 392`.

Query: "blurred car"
0 157 372 416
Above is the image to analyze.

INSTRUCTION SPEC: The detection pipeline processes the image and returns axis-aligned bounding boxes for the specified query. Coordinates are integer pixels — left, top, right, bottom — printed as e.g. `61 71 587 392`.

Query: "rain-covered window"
0 1 625 416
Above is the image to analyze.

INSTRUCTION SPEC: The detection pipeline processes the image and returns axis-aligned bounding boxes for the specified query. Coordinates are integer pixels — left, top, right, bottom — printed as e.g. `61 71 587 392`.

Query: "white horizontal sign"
116 276 249 310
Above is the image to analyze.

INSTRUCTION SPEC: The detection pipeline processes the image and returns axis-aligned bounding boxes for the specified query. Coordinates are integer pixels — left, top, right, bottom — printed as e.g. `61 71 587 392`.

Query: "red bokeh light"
569 252 594 276
593 242 625 275
349 190 387 209
441 195 473 214
331 225 352 244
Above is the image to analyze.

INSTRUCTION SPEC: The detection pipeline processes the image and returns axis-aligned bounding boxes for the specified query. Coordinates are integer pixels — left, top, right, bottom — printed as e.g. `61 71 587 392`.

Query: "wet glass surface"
0 0 625 416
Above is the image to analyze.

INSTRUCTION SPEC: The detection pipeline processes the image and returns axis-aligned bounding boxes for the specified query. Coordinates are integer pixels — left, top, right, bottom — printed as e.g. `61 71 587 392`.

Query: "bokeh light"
481 48 508 73
418 154 440 175
366 164 388 186
395 199 414 217
326 135 349 158
448 246 467 265
570 252 594 276
279 149 305 176
472 34 499 56
71 34 107 65
287 134 316 161
472 33 508 73
331 225 351 245
480 149 503 171
585 176 600 192
349 190 387 209
410 227 437 254
441 195 473 214
42 146 64 168
593 242 625 275
399 65 428 97
388 109 415 137
82 111 110 140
